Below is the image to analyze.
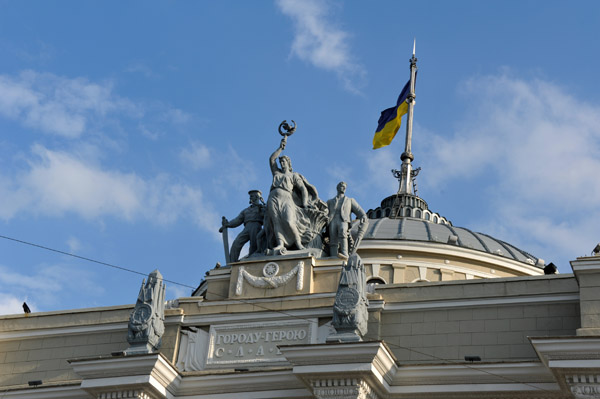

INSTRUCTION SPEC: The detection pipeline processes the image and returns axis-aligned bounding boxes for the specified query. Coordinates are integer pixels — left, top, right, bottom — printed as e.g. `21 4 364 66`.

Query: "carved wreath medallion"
335 287 360 310
263 262 279 277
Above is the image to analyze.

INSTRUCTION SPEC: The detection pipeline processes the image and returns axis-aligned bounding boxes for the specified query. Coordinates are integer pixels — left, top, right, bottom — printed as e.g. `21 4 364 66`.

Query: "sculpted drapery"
264 139 327 253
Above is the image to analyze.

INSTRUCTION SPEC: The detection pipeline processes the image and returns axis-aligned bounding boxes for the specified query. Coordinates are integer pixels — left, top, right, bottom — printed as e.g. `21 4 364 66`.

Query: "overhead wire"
0 233 551 393
0 234 195 289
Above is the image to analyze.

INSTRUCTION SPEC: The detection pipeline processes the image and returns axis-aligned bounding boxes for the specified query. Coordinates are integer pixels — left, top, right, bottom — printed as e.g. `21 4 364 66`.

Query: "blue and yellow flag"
372 80 411 149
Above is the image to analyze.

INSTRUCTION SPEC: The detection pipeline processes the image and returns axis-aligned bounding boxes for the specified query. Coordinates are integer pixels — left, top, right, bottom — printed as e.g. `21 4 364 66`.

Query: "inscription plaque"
206 319 317 366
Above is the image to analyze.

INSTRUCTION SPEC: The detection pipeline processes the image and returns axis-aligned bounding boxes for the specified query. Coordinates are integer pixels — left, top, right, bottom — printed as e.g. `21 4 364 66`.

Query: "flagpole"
398 39 418 194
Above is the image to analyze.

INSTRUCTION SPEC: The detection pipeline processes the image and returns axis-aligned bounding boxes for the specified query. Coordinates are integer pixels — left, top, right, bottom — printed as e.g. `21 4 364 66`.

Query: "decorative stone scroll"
97 391 155 399
311 378 378 399
567 374 600 398
235 261 304 295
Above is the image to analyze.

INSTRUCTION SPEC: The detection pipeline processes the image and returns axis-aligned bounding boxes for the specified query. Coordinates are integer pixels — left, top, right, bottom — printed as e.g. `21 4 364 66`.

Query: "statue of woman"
264 138 326 253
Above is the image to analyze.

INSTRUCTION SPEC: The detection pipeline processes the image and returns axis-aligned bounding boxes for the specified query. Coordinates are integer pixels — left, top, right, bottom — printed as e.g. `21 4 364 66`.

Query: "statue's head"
279 155 292 172
248 190 263 205
337 181 347 195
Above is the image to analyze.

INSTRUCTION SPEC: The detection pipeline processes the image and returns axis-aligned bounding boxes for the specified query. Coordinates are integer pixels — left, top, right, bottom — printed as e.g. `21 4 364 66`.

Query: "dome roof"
356 217 540 267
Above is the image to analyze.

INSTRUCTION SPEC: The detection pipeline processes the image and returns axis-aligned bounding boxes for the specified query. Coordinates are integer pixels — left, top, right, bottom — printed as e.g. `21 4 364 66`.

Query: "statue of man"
222 190 266 262
327 182 367 259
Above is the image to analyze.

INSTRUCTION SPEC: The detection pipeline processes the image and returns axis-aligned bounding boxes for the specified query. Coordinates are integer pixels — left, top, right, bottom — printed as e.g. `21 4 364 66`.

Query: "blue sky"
1 1 599 314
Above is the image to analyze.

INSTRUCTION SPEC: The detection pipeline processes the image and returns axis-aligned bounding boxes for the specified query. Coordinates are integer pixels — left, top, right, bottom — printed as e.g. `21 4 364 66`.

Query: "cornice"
392 362 554 385
383 292 579 312
176 369 307 396
0 384 84 399
71 353 180 399
359 240 544 275
530 337 600 369
0 313 183 341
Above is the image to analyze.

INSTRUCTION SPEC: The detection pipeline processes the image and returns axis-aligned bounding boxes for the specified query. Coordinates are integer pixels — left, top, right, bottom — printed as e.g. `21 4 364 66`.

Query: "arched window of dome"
405 208 412 217
433 216 438 223
385 208 391 217
415 209 422 218
367 277 386 285
424 212 430 220
376 209 382 218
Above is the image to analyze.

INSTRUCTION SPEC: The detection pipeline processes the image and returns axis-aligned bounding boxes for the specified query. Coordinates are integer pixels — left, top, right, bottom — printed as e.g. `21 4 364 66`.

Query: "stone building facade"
1 233 600 398
1 93 597 397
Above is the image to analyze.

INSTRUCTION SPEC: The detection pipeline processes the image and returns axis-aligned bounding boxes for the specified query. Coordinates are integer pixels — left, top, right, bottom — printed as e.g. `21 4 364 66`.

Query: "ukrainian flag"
372 80 411 149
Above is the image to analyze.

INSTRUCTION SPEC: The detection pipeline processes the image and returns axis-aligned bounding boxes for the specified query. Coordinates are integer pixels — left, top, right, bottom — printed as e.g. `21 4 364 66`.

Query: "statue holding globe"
263 120 328 255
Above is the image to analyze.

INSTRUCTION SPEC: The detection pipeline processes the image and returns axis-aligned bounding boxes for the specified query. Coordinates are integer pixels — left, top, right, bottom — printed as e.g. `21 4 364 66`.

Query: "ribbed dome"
355 217 540 267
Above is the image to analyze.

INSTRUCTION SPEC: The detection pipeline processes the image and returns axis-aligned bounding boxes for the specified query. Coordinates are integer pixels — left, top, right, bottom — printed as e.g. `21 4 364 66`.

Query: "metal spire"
396 40 418 195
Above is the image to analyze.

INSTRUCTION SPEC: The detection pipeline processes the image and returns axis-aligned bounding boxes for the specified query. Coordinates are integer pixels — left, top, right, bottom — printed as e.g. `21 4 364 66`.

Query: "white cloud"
0 293 26 315
0 70 138 138
144 175 219 233
125 63 159 79
139 123 161 140
0 263 103 314
66 236 82 253
0 145 220 233
162 108 191 124
211 145 259 198
23 144 143 220
180 142 212 170
362 146 400 196
166 285 191 301
276 0 365 93
419 72 600 267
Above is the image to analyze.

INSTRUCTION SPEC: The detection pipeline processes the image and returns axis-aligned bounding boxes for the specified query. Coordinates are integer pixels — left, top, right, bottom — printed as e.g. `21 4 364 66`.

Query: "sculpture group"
221 120 369 262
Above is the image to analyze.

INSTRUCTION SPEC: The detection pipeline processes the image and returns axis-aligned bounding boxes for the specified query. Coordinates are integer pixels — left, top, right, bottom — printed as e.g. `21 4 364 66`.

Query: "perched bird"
23 302 31 314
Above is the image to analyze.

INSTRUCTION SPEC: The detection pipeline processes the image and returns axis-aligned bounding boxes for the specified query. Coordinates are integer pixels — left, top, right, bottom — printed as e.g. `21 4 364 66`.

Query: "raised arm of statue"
227 211 245 228
269 139 286 175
